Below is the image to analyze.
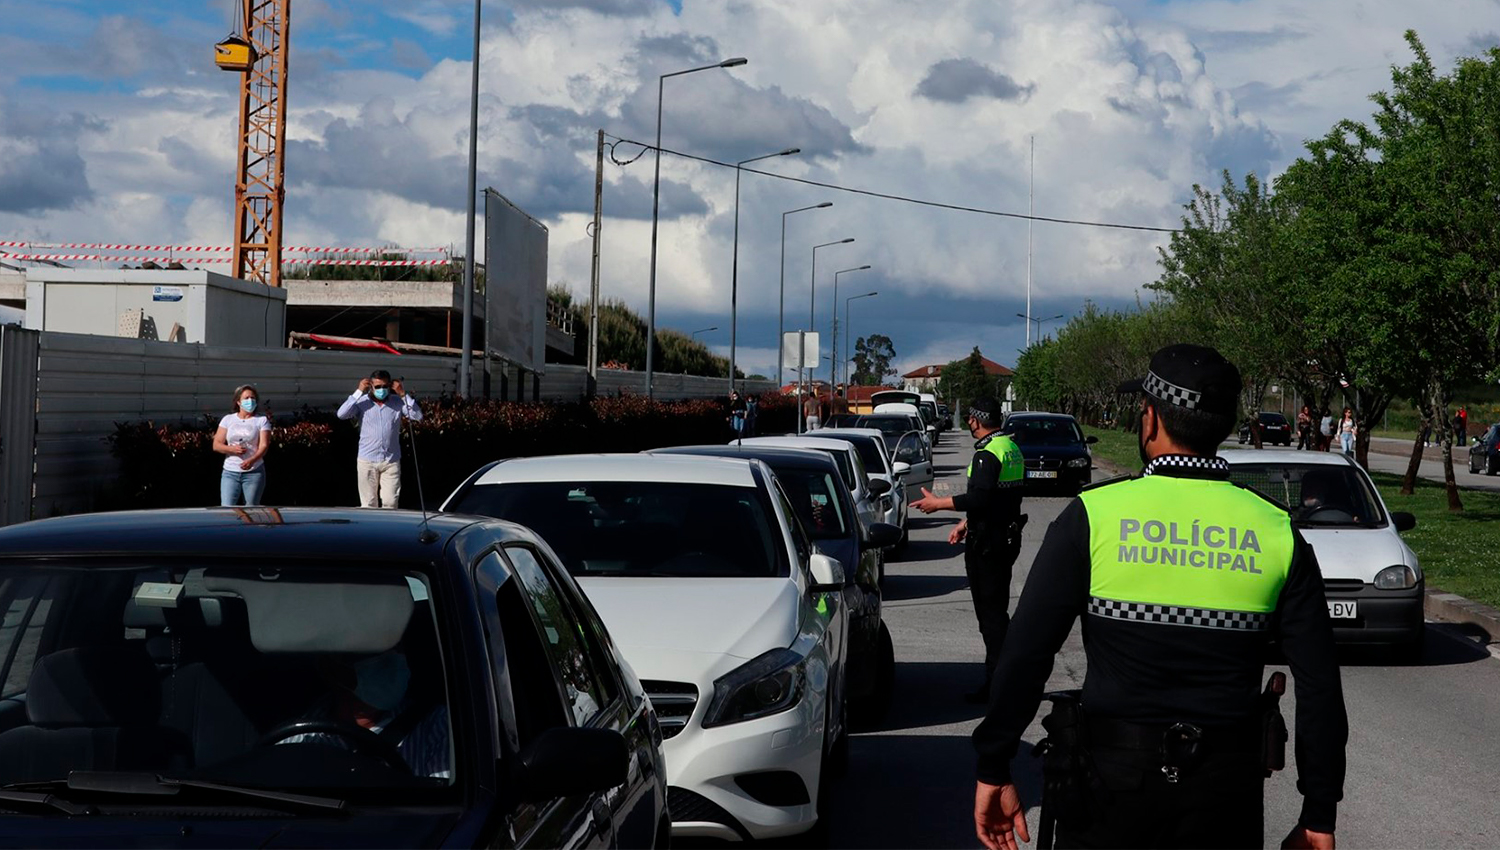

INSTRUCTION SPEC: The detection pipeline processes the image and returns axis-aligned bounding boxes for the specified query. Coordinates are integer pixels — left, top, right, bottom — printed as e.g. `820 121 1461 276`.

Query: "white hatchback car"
442 454 850 841
799 427 909 544
1222 450 1424 659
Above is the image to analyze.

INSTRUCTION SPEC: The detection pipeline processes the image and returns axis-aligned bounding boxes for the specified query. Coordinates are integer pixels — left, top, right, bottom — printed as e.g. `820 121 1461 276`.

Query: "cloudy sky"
1 0 1495 381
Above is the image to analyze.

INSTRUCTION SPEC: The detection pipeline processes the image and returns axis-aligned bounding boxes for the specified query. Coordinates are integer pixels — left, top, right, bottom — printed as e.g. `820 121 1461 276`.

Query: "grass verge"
1085 427 1500 609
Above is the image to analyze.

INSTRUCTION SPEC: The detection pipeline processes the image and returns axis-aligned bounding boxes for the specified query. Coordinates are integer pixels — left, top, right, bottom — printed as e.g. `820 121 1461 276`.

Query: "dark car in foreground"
1469 422 1499 475
1239 411 1294 446
0 508 666 848
1003 412 1097 495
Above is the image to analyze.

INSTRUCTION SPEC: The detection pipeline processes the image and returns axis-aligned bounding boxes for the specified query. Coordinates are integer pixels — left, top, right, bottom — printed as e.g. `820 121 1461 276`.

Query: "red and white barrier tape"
0 242 447 253
0 254 453 266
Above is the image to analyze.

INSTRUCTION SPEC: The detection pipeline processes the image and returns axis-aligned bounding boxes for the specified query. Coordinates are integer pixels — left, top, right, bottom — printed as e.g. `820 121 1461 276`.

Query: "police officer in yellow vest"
911 395 1026 701
972 345 1347 850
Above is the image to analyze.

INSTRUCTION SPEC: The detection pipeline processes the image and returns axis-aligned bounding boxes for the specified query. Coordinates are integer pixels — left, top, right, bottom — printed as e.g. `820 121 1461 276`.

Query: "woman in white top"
214 384 271 506
1339 407 1357 456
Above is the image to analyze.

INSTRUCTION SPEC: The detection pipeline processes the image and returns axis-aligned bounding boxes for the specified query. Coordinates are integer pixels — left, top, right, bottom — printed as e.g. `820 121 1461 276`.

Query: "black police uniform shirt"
971 455 1348 834
951 433 1022 535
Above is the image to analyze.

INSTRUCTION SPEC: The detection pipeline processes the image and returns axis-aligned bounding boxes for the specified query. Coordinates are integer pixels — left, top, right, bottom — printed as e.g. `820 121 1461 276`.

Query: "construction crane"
215 0 291 288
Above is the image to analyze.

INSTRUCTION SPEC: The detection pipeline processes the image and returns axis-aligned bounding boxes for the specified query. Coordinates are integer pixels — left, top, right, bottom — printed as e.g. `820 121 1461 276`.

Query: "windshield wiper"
6 772 346 813
0 789 95 815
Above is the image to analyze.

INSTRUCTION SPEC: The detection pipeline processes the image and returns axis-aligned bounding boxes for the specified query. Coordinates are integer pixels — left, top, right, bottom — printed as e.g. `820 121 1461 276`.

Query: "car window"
895 433 922 464
1008 417 1084 446
1259 413 1289 425
503 546 605 727
0 563 456 793
0 576 58 700
774 468 851 540
1227 463 1387 527
453 481 788 578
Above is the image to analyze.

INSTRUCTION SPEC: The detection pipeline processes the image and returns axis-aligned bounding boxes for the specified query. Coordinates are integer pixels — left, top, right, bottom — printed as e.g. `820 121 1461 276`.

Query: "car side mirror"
809 553 845 593
1086 436 1099 444
1391 511 1417 532
866 522 902 549
516 726 628 803
867 477 891 497
892 461 911 476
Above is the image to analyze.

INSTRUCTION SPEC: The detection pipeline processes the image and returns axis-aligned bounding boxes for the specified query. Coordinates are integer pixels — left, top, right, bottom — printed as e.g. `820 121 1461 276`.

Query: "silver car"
801 428 908 546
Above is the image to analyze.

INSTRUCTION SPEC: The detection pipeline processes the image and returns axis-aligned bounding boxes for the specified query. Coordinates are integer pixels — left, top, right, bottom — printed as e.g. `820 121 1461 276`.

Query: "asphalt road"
825 436 1500 849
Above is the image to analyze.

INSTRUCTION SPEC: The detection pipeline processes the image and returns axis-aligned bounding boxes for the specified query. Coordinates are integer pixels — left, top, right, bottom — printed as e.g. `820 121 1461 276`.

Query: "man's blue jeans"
221 468 266 506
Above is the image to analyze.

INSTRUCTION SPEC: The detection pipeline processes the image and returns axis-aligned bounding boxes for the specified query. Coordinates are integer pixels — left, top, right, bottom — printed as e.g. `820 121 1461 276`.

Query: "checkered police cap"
1118 344 1240 418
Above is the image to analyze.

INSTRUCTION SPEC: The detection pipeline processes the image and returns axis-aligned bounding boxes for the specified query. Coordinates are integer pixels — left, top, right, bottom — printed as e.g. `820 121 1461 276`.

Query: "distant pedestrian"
830 386 850 416
729 390 747 436
1339 407 1357 455
1456 406 1468 447
1319 410 1335 452
215 384 270 506
336 370 423 508
744 395 759 437
803 393 823 432
1296 405 1313 450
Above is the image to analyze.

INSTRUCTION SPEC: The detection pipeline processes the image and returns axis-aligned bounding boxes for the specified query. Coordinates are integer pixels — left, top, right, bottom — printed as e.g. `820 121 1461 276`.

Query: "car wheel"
852 622 896 729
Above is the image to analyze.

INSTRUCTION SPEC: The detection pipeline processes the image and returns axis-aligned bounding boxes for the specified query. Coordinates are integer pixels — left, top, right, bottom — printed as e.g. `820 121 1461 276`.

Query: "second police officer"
911 395 1026 702
970 344 1347 850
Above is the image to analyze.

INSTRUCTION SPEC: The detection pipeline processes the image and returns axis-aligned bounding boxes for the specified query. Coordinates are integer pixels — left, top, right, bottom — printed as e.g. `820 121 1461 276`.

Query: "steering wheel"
257 719 412 773
1300 505 1355 523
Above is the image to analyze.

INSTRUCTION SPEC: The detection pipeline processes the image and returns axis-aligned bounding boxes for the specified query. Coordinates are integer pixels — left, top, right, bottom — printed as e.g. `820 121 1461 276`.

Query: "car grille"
1323 578 1365 593
668 786 749 839
1025 458 1063 470
643 680 698 739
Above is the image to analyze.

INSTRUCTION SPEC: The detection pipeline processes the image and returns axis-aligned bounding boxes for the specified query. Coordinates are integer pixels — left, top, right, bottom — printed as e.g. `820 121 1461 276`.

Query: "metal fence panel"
0 326 39 526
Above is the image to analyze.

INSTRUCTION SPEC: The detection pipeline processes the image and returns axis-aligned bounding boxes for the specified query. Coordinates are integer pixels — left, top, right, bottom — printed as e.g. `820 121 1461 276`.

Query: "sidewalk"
1361 436 1500 494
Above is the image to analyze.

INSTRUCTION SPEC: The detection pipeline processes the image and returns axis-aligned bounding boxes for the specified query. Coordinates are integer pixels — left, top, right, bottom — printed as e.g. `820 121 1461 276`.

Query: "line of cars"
0 429 912 846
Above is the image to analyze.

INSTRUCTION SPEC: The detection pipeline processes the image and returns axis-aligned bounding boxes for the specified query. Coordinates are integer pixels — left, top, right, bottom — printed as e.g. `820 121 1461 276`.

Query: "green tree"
936 347 998 408
1012 338 1064 413
851 334 897 385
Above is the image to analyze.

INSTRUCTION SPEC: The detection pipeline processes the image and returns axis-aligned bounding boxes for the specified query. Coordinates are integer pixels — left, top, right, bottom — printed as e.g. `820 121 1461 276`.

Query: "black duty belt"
1085 716 1260 754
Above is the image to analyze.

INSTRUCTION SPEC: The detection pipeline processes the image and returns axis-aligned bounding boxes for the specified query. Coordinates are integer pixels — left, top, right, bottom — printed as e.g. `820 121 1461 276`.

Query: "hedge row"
106 392 797 511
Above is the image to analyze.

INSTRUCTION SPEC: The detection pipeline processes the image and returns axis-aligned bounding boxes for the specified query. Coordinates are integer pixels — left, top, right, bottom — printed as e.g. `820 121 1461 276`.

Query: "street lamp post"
845 290 877 387
645 56 747 401
1016 312 1065 343
830 265 871 388
459 0 482 398
731 147 800 395
802 237 853 432
778 202 832 384
690 326 717 339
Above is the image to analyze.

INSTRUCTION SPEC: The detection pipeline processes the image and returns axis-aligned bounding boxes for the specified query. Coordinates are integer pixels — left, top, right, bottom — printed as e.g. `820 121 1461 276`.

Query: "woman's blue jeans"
221 468 266 506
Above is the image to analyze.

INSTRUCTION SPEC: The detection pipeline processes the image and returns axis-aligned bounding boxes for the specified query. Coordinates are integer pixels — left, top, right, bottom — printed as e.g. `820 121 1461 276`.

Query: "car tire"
852 622 896 729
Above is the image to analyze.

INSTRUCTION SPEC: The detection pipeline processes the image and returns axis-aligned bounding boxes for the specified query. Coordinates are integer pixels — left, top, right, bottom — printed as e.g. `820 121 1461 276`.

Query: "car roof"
472 453 760 487
735 435 856 456
1221 449 1357 467
873 403 920 415
804 427 887 444
0 507 511 561
650 444 841 472
1007 412 1078 422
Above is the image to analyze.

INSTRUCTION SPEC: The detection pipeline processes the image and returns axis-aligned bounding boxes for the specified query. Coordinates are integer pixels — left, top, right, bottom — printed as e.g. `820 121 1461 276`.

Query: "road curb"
1424 587 1500 646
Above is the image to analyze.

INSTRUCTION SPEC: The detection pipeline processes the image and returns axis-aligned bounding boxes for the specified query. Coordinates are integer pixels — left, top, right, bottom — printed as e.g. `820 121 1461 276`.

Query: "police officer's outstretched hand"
1281 826 1334 849
974 781 1028 850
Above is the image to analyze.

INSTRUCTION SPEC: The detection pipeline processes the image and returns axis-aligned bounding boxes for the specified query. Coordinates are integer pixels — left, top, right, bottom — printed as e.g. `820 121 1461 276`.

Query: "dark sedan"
1239 411 1294 446
1470 422 1500 475
649 445 898 721
0 508 667 848
1003 412 1097 495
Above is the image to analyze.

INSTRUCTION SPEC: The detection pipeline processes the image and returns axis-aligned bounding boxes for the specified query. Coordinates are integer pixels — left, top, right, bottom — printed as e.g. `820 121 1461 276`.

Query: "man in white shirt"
336 370 423 508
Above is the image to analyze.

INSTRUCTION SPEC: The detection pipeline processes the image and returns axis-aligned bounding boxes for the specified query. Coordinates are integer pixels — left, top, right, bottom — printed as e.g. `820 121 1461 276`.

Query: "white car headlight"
1374 565 1417 590
701 648 807 728
1066 457 1091 468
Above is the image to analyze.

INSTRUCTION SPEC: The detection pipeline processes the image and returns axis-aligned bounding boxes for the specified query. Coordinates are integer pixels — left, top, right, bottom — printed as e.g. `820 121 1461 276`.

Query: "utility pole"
458 0 481 397
587 128 604 397
1025 133 1034 349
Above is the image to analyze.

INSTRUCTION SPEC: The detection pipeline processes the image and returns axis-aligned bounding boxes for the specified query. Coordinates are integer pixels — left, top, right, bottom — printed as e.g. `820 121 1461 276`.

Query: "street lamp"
801 237 853 432
830 265 871 388
845 290 878 387
690 326 718 339
1016 312 1064 342
459 0 482 397
645 56 748 400
778 202 832 383
731 147 800 394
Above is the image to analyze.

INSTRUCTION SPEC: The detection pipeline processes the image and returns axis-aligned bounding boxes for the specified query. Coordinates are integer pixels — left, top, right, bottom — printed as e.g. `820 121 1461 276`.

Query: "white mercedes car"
1222 450 1424 660
442 454 850 841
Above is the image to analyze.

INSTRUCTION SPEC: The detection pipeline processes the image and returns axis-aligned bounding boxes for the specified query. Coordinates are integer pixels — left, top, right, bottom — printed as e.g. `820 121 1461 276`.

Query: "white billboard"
483 189 548 374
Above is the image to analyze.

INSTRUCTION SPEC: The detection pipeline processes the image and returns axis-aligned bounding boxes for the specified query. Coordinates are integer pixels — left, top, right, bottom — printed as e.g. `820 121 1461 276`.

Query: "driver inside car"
279 649 452 779
1297 468 1361 523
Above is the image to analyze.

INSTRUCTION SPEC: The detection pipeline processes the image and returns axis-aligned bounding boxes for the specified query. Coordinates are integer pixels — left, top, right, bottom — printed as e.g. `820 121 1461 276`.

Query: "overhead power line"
604 133 1181 234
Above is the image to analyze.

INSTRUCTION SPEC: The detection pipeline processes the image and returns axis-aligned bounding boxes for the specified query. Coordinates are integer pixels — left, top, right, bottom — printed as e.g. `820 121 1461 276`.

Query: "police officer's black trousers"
1054 746 1263 849
964 524 1019 685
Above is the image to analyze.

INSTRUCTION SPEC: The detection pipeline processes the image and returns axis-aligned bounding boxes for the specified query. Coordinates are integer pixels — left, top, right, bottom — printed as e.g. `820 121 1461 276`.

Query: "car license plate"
1327 601 1358 619
1027 471 1057 479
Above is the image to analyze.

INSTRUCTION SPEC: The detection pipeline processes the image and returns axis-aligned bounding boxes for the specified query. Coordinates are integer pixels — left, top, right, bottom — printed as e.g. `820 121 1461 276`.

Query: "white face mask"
240 397 257 413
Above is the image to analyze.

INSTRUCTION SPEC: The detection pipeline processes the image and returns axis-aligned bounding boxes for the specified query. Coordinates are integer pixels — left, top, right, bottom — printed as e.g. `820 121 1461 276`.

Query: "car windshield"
0 564 454 796
1226 463 1387 527
855 416 909 438
1008 417 1084 446
810 434 886 474
772 468 850 540
451 481 787 578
